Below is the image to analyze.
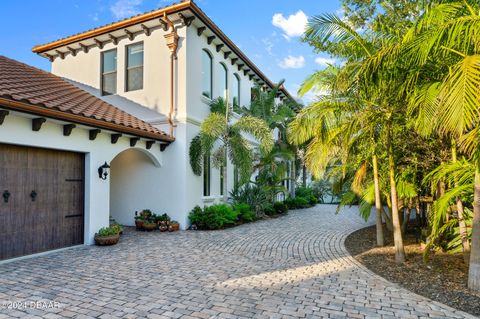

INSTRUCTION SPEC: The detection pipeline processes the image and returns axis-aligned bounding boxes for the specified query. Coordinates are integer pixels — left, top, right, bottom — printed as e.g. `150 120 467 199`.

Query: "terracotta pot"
94 234 120 246
142 223 157 231
135 220 144 230
169 223 180 232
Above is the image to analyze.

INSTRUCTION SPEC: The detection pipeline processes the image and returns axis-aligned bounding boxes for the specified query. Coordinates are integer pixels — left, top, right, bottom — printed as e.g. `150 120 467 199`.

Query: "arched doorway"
110 148 161 226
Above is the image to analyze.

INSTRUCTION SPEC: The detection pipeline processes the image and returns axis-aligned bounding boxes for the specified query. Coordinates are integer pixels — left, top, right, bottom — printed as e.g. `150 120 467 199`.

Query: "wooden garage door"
0 144 84 260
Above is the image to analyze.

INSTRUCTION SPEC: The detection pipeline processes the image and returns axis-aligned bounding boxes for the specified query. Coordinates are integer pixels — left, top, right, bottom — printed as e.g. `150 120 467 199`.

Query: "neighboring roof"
0 55 173 142
31 0 295 102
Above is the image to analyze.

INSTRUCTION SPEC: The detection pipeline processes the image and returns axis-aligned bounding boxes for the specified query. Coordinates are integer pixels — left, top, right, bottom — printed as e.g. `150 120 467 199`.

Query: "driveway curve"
0 205 477 318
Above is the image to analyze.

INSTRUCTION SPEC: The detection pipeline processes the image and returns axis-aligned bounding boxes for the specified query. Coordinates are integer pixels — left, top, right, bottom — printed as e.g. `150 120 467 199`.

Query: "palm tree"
399 0 480 290
242 82 300 197
189 98 273 202
294 15 412 254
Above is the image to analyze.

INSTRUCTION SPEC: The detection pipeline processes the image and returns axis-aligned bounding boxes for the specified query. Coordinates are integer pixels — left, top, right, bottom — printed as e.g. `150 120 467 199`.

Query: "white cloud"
110 0 142 19
272 10 308 38
315 57 336 66
279 55 305 69
262 37 275 56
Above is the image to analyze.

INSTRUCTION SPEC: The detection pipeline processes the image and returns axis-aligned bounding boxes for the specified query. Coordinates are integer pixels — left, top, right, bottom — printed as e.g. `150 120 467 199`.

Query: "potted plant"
95 226 120 246
142 221 157 231
169 221 180 232
140 209 153 220
134 212 144 230
111 223 124 235
159 221 168 232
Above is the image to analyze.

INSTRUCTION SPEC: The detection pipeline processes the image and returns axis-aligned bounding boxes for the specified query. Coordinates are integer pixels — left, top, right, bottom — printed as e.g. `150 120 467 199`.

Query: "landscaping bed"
345 225 480 317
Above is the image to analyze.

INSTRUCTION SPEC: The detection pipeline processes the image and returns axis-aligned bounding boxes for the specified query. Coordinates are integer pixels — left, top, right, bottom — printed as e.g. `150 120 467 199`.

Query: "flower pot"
135 220 144 230
159 225 168 232
142 223 157 232
94 234 120 246
169 223 180 232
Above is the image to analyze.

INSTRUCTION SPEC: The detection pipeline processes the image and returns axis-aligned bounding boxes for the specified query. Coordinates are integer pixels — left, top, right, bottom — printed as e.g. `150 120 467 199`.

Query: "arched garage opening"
110 148 162 226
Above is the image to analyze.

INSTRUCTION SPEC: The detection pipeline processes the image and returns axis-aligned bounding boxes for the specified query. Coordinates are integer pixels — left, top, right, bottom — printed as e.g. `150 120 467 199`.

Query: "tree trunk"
401 199 412 235
223 160 228 203
290 161 296 198
302 164 307 187
451 142 471 263
468 167 480 291
388 126 406 263
372 154 384 246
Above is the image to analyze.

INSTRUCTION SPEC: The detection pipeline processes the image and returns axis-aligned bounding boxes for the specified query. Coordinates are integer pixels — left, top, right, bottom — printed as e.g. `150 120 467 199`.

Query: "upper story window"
101 49 117 96
219 63 228 100
126 42 144 91
202 49 212 99
233 73 240 106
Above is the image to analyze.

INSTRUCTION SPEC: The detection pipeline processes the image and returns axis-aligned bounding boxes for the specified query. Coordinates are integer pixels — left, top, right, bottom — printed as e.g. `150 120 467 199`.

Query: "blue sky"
0 0 341 102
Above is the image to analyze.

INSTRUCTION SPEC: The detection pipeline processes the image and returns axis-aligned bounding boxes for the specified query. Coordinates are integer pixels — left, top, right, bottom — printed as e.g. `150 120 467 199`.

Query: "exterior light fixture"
98 162 111 180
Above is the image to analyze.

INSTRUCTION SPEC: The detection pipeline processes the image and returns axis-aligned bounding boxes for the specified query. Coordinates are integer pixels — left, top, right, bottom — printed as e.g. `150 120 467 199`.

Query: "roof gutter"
0 97 175 143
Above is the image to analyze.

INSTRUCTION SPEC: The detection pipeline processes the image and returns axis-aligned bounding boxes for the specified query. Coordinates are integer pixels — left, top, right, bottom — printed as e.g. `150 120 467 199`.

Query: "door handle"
2 190 10 203
30 190 37 202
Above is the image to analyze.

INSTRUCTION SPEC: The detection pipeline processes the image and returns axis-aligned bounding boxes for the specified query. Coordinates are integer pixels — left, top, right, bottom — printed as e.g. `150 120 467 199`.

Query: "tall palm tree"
242 81 299 197
400 0 480 290
189 98 273 202
294 15 413 255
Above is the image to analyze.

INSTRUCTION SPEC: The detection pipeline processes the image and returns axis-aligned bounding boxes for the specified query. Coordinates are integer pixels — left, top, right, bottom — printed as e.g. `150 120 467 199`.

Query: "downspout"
162 12 179 137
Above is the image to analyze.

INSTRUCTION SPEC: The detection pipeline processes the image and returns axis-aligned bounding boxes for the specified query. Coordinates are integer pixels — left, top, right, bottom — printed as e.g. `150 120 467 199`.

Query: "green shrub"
230 183 270 216
284 197 311 209
273 202 288 215
188 206 204 226
295 187 313 198
233 203 256 223
296 187 319 205
307 194 318 205
295 197 310 208
188 204 239 230
263 204 276 216
97 226 119 237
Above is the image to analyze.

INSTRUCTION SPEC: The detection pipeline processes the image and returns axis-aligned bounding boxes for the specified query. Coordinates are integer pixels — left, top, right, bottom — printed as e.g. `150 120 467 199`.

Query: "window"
220 63 228 100
203 154 211 196
233 74 240 106
126 42 144 91
101 49 117 95
202 50 212 98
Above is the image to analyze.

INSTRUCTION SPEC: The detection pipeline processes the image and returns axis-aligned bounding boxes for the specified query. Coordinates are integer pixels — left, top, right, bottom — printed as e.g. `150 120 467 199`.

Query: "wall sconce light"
98 162 111 180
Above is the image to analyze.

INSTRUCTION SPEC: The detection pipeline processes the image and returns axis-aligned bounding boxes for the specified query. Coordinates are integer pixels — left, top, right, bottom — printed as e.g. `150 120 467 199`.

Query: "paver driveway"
0 205 477 319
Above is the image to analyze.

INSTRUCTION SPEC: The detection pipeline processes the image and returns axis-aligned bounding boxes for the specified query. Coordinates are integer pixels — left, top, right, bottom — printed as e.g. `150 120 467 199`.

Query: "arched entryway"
110 148 162 226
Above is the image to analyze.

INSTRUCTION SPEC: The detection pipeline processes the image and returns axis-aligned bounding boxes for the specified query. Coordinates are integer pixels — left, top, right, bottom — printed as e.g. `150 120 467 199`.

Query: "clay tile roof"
0 55 173 142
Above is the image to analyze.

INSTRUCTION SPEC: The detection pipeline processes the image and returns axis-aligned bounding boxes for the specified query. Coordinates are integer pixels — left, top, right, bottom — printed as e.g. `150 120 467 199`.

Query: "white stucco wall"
48 20 282 227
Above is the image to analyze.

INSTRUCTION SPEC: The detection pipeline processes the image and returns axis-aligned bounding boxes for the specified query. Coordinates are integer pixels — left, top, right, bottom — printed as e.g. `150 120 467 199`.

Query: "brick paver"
0 205 477 318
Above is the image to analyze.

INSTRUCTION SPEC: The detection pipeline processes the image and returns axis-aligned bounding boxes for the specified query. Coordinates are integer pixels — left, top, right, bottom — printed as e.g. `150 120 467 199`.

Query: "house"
0 0 293 260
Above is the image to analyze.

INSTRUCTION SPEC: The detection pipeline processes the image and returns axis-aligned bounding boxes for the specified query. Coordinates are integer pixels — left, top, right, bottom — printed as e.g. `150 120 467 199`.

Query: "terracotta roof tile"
0 55 172 142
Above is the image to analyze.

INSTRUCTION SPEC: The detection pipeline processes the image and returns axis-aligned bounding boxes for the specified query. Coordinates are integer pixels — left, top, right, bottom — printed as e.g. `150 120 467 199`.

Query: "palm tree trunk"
223 163 228 203
302 164 307 187
372 154 384 246
468 167 480 291
290 161 296 197
388 126 406 263
451 142 470 263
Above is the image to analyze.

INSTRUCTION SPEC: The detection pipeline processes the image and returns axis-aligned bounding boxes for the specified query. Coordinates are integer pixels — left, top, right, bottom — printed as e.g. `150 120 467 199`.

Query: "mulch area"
345 225 480 317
